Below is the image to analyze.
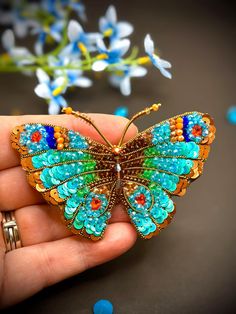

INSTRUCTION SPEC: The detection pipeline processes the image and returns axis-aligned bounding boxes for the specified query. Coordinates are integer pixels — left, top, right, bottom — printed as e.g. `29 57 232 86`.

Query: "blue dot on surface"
93 299 113 314
227 106 236 125
114 106 128 118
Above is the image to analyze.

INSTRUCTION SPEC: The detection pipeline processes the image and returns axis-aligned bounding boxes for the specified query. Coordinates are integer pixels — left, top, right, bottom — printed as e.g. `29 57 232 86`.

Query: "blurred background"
1 0 236 313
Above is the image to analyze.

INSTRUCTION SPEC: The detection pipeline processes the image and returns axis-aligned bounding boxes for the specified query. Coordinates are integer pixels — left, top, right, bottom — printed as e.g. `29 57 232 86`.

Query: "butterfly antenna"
118 103 161 147
62 107 113 148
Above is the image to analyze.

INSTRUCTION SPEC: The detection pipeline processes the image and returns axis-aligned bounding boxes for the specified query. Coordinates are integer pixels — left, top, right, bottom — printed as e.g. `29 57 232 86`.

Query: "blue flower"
61 0 87 21
92 38 130 71
32 20 65 55
60 20 101 58
48 56 92 88
109 65 147 96
34 68 68 114
144 34 172 79
2 30 34 66
0 5 38 38
99 5 133 42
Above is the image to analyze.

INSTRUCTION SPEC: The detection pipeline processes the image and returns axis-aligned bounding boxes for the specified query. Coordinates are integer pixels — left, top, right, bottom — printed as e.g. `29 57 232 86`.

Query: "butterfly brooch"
11 104 216 241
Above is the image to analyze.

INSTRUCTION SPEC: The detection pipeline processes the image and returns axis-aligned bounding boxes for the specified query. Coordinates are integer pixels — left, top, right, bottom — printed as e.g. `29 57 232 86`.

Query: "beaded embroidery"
11 104 216 240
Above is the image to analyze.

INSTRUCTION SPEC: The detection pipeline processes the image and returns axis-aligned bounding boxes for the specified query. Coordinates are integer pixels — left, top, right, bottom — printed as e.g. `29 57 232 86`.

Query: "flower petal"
14 21 28 38
92 60 108 71
48 101 61 115
68 20 83 42
34 83 51 99
109 74 121 87
99 17 107 32
56 95 67 108
117 22 133 38
96 37 107 52
144 34 154 54
130 66 147 77
36 68 50 84
106 5 117 24
74 77 92 88
120 76 131 96
159 67 172 79
2 29 14 51
111 39 130 56
157 58 172 69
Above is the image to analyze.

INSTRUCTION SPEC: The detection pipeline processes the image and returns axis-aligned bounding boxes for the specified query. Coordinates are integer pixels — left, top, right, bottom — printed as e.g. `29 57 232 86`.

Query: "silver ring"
1 211 22 252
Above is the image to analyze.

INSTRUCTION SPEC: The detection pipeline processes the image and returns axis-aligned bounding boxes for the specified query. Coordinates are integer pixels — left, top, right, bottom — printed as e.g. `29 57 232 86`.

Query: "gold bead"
151 104 160 111
57 137 65 144
178 135 184 142
176 129 183 136
176 123 183 129
57 143 64 150
64 107 73 114
170 125 175 131
171 131 176 136
54 132 61 139
176 117 183 123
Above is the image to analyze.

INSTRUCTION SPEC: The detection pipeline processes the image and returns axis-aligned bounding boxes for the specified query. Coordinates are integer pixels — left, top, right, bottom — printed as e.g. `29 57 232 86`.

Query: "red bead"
31 131 42 143
135 194 146 206
192 125 202 136
91 197 102 210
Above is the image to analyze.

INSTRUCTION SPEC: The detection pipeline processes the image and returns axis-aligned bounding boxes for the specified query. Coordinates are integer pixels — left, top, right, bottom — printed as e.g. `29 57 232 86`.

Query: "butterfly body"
11 106 216 241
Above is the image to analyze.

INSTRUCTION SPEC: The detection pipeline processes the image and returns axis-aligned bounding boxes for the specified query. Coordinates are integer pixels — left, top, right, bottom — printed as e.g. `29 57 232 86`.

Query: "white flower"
99 5 133 42
109 65 147 96
144 34 172 79
60 20 101 57
35 69 68 114
2 29 34 65
92 38 130 72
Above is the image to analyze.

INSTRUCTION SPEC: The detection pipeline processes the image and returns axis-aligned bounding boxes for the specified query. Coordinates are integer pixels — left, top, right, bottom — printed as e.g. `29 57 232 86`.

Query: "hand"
0 113 138 308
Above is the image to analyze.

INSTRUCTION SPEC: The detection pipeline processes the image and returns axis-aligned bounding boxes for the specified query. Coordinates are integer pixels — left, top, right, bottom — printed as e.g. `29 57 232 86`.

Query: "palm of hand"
0 113 137 308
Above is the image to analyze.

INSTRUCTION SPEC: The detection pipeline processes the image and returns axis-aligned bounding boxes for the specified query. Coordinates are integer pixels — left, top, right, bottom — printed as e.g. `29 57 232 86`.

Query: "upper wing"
11 123 116 240
121 112 216 239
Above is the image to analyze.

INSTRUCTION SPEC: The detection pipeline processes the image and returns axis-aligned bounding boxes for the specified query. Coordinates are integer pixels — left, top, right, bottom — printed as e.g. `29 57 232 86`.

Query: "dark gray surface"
1 0 236 313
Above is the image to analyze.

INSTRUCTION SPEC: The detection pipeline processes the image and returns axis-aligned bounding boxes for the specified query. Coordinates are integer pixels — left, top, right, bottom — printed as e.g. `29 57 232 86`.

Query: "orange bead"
56 137 65 144
176 117 183 123
54 132 61 138
176 129 183 136
54 126 61 132
178 135 184 142
176 123 183 129
57 143 64 150
64 107 73 114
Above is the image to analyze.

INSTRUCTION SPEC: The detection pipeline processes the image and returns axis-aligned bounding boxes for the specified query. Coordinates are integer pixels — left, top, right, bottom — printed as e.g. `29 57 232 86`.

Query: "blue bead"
114 106 128 117
227 106 236 125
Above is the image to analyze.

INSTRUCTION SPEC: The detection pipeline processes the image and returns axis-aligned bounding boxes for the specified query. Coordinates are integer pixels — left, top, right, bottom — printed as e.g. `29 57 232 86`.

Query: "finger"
1 222 137 307
0 114 138 170
11 204 130 246
0 166 44 210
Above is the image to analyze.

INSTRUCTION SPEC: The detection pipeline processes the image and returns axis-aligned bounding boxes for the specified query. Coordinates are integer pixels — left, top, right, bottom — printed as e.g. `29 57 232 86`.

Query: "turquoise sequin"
144 141 200 159
72 191 111 236
143 157 193 175
32 151 92 169
151 121 171 144
68 130 89 149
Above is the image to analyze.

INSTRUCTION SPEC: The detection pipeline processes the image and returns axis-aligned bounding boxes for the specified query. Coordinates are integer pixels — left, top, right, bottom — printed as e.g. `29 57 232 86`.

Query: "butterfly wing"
11 123 116 240
121 112 216 239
